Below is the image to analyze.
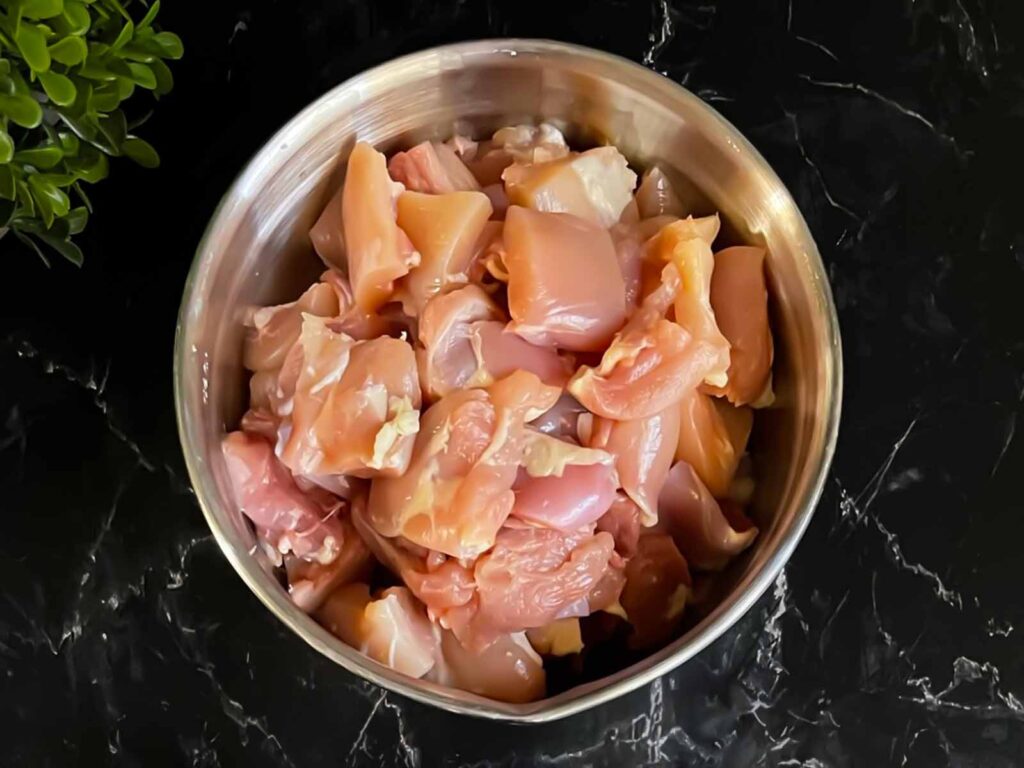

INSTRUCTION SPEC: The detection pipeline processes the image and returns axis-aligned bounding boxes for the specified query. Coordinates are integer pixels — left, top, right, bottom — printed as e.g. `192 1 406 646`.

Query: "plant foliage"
0 0 181 265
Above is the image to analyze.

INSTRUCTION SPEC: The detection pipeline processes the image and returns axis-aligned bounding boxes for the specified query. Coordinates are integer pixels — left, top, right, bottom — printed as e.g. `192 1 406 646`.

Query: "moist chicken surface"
224 123 774 703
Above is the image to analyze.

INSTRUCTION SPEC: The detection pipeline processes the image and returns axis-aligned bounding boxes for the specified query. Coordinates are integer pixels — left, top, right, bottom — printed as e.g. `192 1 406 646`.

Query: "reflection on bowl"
174 39 841 722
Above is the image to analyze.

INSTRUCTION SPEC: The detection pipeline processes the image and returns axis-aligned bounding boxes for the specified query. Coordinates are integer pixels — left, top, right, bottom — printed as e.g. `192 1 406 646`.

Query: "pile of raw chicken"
222 124 773 703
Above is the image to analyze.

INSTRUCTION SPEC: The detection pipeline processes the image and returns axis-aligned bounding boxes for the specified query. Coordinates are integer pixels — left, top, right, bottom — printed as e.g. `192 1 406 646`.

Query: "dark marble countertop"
3 1 1023 766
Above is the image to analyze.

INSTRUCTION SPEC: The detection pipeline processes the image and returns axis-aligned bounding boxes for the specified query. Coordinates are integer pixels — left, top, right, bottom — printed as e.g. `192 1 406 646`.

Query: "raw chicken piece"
285 515 374 612
664 213 720 247
367 371 560 559
611 212 717 312
350 496 475 615
650 217 730 387
460 124 570 190
585 555 628 616
596 494 643 557
240 407 277 442
317 584 440 678
343 142 420 312
569 264 720 420
416 286 570 399
465 221 506 287
492 123 570 164
675 389 753 498
634 166 685 219
463 140 515 187
503 146 637 228
416 285 503 399
467 527 620 639
309 184 346 271
512 431 617 531
656 461 758 571
726 454 756 505
222 431 345 564
702 246 774 406
481 183 509 219
248 370 278 413
583 405 681 526
618 197 640 225
431 630 546 703
279 316 421 479
293 472 360 501
471 321 573 387
526 618 583 656
319 269 414 341
242 282 339 372
387 140 481 194
519 429 613 478
529 392 588 440
503 206 626 352
609 217 671 308
396 190 493 314
620 534 692 649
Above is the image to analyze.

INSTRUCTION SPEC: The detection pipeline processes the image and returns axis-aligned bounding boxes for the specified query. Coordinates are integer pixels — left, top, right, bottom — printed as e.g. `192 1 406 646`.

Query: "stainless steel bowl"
174 39 842 722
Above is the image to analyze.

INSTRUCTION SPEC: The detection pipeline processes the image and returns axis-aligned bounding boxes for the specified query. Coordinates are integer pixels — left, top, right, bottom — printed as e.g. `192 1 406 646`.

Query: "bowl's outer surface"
174 39 842 722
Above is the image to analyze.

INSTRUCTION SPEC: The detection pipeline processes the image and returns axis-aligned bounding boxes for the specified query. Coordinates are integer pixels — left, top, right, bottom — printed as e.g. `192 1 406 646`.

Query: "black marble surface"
3 1 1023 765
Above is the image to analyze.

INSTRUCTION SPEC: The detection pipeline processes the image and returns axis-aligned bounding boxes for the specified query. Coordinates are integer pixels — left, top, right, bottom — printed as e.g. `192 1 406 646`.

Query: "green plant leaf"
58 130 79 154
37 230 83 265
21 0 64 21
105 56 131 79
0 93 43 127
125 60 154 89
122 134 156 167
104 0 130 21
114 75 133 99
57 109 95 143
65 112 118 154
111 18 132 49
37 69 76 105
48 35 88 65
90 82 120 111
70 147 107 181
149 55 171 95
72 180 91 211
15 145 64 168
0 129 13 163
39 216 70 238
0 165 15 198
15 22 51 72
78 44 118 80
65 203 87 233
96 109 125 148
5 0 179 267
61 1 91 35
12 229 51 266
15 179 36 216
28 172 71 226
148 30 181 59
137 0 159 29
38 171 76 186
9 68 33 97
41 122 60 144
120 43 155 63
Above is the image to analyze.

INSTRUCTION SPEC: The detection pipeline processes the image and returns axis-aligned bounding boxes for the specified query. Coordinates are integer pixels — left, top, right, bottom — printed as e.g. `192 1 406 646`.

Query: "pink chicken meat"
503 206 626 352
224 125 774 704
